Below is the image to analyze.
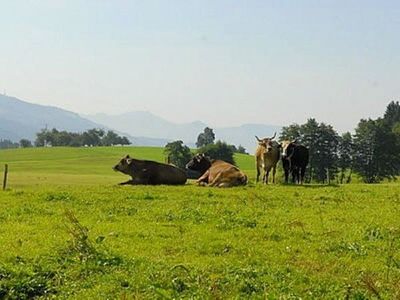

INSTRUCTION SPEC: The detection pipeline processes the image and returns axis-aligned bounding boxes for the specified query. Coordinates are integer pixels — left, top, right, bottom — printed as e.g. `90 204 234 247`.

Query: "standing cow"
280 140 309 184
113 155 187 185
255 133 280 184
186 154 247 187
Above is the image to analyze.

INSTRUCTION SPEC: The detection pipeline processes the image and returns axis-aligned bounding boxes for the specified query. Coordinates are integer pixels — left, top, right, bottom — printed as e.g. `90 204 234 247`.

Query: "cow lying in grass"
186 153 247 187
113 155 187 185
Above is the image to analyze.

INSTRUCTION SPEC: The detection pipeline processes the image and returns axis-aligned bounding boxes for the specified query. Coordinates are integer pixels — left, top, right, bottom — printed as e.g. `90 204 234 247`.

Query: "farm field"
0 147 399 299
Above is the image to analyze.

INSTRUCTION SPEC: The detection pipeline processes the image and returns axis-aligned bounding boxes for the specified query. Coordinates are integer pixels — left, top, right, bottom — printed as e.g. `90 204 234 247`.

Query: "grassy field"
0 147 399 299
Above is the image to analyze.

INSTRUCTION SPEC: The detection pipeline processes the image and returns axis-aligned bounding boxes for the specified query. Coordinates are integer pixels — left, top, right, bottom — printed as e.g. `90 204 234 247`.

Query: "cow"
280 140 309 184
113 155 187 185
185 153 247 187
255 133 280 184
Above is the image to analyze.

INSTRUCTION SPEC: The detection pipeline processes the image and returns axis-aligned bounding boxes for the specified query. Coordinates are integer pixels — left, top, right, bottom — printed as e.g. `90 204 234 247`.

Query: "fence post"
3 164 8 191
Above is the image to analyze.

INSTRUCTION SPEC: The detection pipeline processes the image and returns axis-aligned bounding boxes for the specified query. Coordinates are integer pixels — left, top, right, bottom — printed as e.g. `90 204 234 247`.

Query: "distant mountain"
87 112 207 143
0 94 105 141
86 112 281 153
0 94 168 146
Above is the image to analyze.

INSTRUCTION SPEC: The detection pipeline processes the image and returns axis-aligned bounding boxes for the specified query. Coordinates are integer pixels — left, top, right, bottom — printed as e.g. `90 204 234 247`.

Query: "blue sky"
1 0 399 132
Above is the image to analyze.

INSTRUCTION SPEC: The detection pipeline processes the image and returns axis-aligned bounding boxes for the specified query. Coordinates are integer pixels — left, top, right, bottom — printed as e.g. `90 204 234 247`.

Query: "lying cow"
255 133 280 184
280 140 309 184
185 154 247 187
113 155 187 185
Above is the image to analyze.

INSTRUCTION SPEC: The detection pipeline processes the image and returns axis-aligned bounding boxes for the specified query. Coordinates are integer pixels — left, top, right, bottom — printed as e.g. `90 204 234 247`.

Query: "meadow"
0 147 399 299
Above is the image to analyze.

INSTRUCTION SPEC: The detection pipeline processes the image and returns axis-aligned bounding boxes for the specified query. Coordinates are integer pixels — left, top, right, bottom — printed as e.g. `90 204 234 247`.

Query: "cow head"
255 133 276 154
185 153 212 173
113 155 133 174
280 140 297 159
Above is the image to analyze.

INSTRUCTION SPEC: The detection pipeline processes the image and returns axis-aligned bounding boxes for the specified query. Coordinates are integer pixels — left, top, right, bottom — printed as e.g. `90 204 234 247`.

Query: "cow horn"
255 136 262 142
292 139 297 144
269 132 276 140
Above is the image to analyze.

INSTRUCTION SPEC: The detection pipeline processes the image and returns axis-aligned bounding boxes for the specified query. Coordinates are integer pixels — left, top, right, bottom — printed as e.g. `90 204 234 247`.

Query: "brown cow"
185 154 247 187
255 133 280 184
113 155 187 185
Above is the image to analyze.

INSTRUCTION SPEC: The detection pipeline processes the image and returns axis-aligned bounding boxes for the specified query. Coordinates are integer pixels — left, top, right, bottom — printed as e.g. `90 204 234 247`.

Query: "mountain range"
0 94 281 152
85 113 281 152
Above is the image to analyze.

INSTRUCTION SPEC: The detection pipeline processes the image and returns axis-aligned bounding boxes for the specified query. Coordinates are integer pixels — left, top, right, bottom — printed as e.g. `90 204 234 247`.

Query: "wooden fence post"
3 164 8 191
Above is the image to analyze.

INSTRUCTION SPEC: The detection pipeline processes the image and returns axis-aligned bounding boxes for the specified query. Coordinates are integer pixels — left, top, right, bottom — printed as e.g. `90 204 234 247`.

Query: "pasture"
0 147 399 299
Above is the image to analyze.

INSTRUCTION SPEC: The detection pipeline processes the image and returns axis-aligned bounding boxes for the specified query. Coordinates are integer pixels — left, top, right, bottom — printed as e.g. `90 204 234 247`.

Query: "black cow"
280 141 309 184
113 155 187 185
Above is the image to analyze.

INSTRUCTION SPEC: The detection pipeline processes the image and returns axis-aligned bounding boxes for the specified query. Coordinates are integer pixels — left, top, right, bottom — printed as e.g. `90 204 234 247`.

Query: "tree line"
35 128 131 147
280 101 400 183
0 128 131 149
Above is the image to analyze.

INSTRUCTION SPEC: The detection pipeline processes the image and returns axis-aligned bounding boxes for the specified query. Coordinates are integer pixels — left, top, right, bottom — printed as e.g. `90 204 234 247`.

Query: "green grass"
0 147 399 299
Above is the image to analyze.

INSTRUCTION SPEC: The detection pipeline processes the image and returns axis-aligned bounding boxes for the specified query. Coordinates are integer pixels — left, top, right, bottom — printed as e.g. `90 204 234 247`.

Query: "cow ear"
126 154 130 158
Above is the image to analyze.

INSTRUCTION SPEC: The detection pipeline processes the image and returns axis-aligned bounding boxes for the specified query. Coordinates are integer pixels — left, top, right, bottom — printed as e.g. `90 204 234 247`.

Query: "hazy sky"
1 1 399 132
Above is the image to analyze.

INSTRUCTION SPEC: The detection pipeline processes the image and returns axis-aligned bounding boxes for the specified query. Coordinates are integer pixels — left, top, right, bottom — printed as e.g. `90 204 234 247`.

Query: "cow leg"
300 167 306 184
264 169 269 184
284 168 289 184
291 169 296 184
119 179 135 185
295 168 300 184
209 172 223 187
272 166 276 184
256 162 261 183
196 170 210 186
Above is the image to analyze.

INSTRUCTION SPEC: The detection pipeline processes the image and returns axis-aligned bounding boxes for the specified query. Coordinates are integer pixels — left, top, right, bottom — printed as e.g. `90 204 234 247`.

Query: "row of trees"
35 128 131 147
280 101 400 183
0 139 21 149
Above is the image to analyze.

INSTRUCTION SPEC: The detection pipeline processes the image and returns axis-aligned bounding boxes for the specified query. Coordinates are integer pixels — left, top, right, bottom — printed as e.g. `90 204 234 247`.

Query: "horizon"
2 92 386 133
1 1 399 132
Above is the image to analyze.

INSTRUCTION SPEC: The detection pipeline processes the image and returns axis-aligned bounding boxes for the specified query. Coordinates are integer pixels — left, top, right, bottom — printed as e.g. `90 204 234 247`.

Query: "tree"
198 140 235 165
196 127 215 148
35 128 53 146
101 130 130 146
236 145 248 154
279 124 302 142
164 140 192 169
353 118 399 183
0 139 19 149
383 101 400 128
19 139 32 148
337 132 354 183
82 128 104 146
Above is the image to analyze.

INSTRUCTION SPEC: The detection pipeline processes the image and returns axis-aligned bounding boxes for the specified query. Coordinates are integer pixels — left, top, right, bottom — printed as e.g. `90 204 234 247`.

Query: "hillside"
0 94 103 141
0 95 172 146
